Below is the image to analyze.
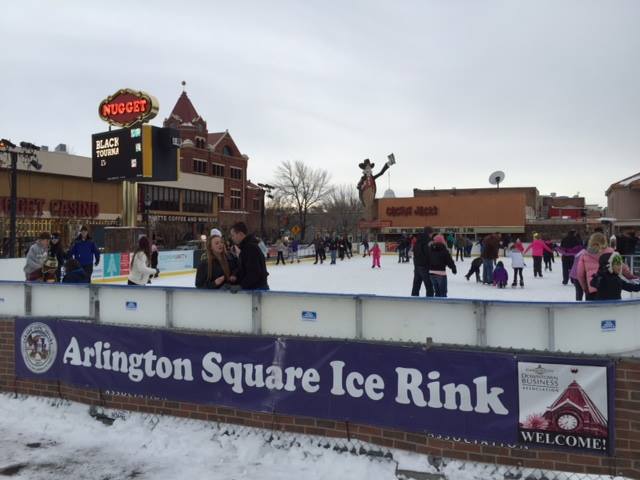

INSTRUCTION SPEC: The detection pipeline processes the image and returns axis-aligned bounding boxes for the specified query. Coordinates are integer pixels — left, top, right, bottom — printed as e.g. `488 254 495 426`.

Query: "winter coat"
575 246 634 294
569 249 586 281
493 266 509 285
127 251 157 286
455 236 466 249
70 237 100 267
371 244 381 258
195 253 239 289
560 233 582 256
62 268 89 284
513 240 525 253
24 242 48 276
428 243 456 276
412 234 430 268
291 240 299 252
543 241 556 259
329 239 338 251
590 254 640 300
236 234 269 290
524 239 553 257
276 240 287 253
482 235 500 260
507 249 525 269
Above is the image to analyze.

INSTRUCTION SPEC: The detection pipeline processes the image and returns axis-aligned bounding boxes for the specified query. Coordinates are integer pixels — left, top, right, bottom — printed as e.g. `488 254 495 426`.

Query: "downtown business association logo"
20 322 57 374
518 362 609 453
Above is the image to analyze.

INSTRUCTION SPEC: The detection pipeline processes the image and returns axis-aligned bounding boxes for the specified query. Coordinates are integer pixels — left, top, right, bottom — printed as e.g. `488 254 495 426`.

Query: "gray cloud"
2 0 639 205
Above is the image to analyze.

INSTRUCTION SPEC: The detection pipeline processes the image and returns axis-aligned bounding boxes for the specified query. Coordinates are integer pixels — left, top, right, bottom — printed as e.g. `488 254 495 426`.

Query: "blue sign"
13 318 615 453
159 251 193 272
103 253 121 278
125 301 138 311
301 311 317 321
601 320 616 332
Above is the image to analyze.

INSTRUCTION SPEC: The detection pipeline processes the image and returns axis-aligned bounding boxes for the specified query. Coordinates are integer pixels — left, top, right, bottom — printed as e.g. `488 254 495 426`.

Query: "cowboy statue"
357 154 396 221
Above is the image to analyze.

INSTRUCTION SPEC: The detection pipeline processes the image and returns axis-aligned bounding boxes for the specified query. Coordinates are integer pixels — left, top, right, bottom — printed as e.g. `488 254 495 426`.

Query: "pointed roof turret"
164 83 206 128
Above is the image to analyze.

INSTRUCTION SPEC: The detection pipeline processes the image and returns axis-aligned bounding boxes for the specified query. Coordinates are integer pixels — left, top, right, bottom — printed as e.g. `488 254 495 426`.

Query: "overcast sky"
2 1 639 205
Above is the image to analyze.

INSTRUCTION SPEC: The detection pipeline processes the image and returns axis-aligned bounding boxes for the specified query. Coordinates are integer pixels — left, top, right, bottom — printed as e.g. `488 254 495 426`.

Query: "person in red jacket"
524 233 553 278
371 242 382 269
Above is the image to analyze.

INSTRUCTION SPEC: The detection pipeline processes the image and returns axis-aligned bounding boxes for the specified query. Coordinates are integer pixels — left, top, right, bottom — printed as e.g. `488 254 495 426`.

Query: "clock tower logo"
517 362 610 453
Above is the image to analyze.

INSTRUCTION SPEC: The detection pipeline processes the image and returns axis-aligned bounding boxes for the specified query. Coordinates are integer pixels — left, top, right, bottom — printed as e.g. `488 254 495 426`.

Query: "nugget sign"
98 89 159 128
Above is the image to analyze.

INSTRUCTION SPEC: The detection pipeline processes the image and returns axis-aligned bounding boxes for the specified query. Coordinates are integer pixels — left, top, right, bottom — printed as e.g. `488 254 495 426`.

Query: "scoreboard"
91 126 180 182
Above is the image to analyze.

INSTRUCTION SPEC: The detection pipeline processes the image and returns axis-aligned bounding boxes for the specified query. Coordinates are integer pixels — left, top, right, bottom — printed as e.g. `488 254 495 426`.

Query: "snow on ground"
0 394 401 480
132 255 639 302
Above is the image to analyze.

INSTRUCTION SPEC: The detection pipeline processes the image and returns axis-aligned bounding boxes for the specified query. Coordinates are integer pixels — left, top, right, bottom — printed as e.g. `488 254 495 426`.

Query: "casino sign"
98 88 159 128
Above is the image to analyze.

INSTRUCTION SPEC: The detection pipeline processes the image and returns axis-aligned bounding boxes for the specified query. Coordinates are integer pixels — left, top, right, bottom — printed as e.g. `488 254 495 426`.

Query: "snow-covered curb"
0 394 622 480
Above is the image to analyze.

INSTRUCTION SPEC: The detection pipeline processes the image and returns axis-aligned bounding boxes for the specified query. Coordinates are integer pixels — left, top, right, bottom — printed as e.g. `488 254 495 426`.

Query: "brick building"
606 172 640 231
163 90 264 233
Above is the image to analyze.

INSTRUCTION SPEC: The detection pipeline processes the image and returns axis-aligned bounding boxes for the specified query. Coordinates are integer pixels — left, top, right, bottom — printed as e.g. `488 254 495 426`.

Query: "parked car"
175 240 204 251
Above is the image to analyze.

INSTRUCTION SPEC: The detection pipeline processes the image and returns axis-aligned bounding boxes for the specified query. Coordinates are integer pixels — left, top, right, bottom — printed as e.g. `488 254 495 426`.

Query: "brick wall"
1 318 638 478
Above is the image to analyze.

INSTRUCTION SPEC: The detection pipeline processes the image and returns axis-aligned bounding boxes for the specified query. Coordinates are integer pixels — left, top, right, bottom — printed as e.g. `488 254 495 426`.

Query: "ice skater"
371 242 381 268
465 257 483 282
492 261 508 288
507 242 525 288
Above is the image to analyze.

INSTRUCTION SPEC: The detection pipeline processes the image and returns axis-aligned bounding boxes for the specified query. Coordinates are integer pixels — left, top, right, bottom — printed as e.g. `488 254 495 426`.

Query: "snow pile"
0 394 400 480
0 395 616 480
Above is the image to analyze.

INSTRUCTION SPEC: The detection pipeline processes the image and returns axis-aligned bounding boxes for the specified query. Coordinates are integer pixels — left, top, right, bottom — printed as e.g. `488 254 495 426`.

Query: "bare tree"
323 184 362 236
273 160 332 239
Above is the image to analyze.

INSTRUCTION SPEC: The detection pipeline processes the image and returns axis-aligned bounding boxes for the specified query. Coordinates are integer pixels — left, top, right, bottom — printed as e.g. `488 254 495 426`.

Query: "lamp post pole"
144 192 152 240
8 150 17 258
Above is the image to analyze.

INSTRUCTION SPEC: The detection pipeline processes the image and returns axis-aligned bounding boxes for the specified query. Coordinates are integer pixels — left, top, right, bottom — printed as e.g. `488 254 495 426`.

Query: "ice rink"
118 254 639 302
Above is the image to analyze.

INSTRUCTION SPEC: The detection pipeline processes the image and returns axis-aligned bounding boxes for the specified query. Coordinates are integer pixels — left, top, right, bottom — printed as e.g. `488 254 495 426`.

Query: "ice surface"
129 255 638 302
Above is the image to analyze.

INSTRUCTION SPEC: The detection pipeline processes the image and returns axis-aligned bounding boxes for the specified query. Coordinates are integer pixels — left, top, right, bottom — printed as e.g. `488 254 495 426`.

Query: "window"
211 163 224 177
218 195 224 210
183 189 213 213
231 189 242 210
193 158 207 174
252 198 261 211
230 167 243 180
223 145 233 156
141 185 179 212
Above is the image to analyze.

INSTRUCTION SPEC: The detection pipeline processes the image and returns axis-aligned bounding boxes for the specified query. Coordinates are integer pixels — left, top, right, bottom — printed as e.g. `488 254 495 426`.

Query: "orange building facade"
376 187 539 235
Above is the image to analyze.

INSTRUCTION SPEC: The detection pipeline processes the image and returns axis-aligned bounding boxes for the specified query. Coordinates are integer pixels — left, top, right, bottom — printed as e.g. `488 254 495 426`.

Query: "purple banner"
14 318 614 452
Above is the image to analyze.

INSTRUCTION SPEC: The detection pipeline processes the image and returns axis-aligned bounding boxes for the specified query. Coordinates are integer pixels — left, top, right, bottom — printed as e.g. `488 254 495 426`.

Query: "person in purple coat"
492 261 509 288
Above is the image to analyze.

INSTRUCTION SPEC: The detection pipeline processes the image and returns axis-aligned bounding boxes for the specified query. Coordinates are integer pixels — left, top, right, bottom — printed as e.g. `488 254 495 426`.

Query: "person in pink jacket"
371 242 382 269
523 233 553 278
575 232 635 300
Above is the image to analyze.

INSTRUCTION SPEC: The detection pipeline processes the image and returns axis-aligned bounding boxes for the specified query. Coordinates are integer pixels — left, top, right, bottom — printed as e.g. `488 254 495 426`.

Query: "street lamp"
257 183 275 240
144 192 152 240
0 139 41 257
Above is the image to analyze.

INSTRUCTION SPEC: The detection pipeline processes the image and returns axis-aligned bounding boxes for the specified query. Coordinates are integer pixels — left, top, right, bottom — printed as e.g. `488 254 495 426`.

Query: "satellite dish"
489 171 506 189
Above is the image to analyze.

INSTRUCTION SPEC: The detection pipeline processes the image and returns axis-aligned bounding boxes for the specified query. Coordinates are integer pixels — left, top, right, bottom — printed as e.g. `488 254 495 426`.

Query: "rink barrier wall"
1 317 639 478
0 281 639 355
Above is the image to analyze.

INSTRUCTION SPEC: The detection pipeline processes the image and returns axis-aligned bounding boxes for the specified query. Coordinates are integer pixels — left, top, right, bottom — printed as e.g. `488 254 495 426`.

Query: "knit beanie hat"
599 252 623 274
210 228 222 238
433 234 446 245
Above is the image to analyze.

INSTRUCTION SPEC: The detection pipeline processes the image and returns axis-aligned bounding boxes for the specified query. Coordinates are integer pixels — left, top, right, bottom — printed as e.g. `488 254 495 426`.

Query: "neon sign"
98 89 159 128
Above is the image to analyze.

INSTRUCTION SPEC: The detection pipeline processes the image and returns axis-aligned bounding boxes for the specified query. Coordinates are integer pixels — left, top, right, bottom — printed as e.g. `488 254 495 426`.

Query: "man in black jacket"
230 222 269 290
411 227 434 297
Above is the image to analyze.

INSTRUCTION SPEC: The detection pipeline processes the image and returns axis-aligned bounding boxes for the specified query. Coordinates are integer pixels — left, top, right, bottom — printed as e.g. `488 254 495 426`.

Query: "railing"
1 280 638 357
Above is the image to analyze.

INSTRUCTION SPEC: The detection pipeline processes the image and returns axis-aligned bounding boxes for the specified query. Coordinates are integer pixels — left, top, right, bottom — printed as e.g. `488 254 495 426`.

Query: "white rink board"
172 290 253 333
0 283 25 316
98 287 166 327
553 303 640 355
30 284 90 317
486 304 548 350
362 298 476 344
261 294 357 339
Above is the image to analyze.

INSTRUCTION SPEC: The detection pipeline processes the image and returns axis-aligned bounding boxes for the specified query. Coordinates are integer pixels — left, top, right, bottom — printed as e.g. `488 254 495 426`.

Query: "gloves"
95 260 99 266
155 269 160 275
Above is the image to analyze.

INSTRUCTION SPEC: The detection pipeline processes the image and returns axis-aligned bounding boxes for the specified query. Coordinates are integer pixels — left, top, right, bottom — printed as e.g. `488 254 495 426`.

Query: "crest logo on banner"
20 322 57 374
